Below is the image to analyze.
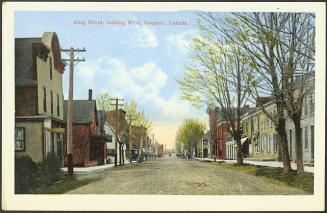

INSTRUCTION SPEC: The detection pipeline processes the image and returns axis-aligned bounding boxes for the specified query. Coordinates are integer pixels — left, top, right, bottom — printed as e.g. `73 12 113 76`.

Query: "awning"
241 137 248 145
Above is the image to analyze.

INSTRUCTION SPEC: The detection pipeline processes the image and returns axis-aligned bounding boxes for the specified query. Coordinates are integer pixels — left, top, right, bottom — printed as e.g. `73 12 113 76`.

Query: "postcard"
2 2 325 211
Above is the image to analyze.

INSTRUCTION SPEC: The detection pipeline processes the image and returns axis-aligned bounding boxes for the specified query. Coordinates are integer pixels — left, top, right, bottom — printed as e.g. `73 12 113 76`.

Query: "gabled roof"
64 100 97 124
15 38 41 85
15 32 65 86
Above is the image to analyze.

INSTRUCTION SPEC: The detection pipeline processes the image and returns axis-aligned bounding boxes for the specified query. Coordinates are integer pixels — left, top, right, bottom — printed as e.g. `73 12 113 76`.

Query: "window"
253 118 258 132
44 131 51 155
15 127 25 151
108 149 115 156
304 96 307 116
108 135 113 143
49 57 52 80
262 135 265 152
56 94 60 116
266 118 269 129
304 126 308 149
50 91 53 115
267 134 270 152
43 87 47 112
273 133 278 153
300 128 303 144
309 94 314 114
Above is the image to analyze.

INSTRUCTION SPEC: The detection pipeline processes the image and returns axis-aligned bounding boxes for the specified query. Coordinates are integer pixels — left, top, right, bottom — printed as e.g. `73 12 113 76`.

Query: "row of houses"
14 32 160 167
206 86 315 164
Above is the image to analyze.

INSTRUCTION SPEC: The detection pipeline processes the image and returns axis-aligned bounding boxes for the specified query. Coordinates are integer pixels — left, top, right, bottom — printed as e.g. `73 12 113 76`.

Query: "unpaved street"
67 157 307 195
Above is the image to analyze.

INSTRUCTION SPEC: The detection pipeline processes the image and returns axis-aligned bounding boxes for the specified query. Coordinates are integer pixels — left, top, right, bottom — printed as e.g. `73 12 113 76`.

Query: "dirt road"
67 157 307 195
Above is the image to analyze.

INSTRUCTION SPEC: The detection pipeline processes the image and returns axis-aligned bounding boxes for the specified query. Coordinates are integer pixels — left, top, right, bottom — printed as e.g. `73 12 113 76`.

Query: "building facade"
242 101 279 160
285 78 315 163
101 109 127 164
63 89 107 167
15 32 66 163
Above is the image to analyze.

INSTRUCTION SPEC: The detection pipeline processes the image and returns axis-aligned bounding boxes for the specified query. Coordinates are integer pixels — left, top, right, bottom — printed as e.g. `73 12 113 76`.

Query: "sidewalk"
61 160 130 175
195 158 314 173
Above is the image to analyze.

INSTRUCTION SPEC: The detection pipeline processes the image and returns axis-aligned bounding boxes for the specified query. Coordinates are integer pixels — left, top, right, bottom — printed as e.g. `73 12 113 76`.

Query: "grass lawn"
34 177 99 194
215 162 314 193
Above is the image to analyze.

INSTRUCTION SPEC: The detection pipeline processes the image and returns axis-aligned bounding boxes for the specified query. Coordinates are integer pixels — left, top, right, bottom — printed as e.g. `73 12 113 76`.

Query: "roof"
63 100 97 124
15 32 65 86
256 96 274 107
15 38 41 85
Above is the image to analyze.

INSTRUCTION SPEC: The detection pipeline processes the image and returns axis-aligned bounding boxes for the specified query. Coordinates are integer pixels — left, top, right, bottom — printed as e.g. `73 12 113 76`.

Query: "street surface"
68 157 307 195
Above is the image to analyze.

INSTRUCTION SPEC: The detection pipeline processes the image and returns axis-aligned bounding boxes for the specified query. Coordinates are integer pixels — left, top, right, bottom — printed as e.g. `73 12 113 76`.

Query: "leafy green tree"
96 92 113 111
177 17 252 165
124 100 152 131
175 119 206 159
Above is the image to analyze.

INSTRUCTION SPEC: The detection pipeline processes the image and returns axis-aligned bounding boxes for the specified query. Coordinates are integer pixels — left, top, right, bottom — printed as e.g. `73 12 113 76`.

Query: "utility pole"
152 133 155 157
126 115 136 163
61 47 86 179
138 125 145 162
110 98 124 167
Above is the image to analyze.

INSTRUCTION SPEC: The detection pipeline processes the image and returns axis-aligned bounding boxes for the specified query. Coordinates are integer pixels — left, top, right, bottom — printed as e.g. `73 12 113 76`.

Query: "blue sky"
15 11 209 148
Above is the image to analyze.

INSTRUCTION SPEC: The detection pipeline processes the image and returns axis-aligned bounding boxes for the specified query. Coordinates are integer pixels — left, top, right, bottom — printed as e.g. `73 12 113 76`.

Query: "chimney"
88 89 92 101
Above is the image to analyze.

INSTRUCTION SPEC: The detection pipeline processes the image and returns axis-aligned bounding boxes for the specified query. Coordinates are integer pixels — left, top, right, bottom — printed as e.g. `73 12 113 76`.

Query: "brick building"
63 89 107 167
217 121 230 160
15 32 66 163
208 106 250 160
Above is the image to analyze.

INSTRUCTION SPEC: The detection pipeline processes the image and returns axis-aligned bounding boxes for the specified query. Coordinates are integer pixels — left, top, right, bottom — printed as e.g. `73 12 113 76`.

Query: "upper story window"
309 94 314 114
49 57 52 80
304 126 308 149
15 127 25 151
50 91 53 115
43 87 47 112
303 95 308 116
57 94 60 116
108 135 113 143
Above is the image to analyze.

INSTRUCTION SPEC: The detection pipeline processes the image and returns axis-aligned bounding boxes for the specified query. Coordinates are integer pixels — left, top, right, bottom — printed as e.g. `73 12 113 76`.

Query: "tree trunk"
277 142 283 162
235 134 243 166
277 119 291 174
293 116 304 174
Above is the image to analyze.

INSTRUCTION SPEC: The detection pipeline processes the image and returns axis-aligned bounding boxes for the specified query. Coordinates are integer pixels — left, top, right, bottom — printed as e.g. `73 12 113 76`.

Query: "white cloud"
134 27 158 48
167 30 197 54
118 26 158 48
75 55 208 142
72 55 210 146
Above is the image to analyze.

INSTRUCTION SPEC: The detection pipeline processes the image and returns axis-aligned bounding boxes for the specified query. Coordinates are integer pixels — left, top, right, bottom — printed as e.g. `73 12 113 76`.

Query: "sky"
15 11 209 149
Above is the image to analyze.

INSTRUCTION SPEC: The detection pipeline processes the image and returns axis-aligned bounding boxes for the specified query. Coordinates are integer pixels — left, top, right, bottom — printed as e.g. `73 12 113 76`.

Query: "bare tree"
198 12 295 173
275 13 315 174
178 24 252 165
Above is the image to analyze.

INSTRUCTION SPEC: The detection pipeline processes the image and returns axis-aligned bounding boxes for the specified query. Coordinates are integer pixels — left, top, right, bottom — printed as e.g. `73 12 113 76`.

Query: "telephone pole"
61 47 86 179
126 114 136 163
110 98 124 167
